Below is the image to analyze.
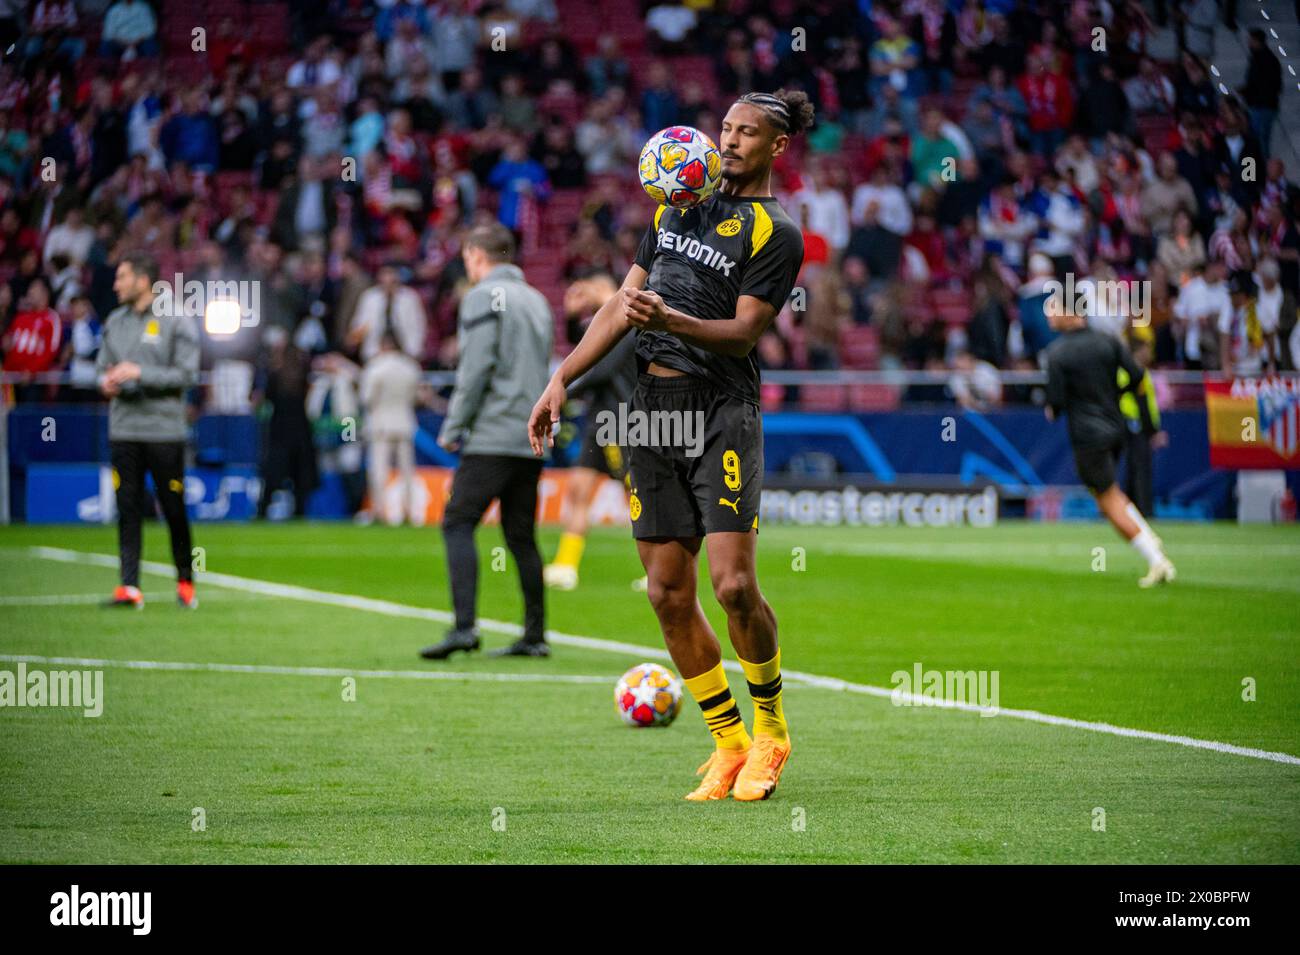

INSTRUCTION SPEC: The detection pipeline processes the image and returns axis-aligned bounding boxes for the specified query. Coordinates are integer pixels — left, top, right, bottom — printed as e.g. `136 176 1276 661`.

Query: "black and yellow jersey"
633 192 804 405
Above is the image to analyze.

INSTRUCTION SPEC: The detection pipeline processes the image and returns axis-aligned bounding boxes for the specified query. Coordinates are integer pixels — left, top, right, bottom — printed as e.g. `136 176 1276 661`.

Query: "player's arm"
527 264 646 455
624 289 776 358
625 217 800 358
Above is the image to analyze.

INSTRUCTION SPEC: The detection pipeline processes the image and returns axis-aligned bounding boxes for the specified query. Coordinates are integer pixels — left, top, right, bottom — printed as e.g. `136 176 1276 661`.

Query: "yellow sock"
683 663 752 751
554 532 585 569
739 649 788 741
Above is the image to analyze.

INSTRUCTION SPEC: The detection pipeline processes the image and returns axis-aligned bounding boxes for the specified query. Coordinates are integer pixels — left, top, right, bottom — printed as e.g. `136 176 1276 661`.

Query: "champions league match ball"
615 663 684 727
638 126 722 209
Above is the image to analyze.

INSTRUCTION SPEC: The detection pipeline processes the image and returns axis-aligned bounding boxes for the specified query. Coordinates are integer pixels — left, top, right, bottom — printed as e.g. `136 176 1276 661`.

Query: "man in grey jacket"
97 252 201 609
420 224 555 659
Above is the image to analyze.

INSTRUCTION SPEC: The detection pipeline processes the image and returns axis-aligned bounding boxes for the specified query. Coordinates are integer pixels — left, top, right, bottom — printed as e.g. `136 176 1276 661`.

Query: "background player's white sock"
1130 529 1164 567
1124 503 1156 540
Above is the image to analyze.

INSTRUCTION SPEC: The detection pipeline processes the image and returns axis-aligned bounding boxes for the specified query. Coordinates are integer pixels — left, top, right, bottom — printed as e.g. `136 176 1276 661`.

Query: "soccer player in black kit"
1044 296 1177 588
528 90 812 801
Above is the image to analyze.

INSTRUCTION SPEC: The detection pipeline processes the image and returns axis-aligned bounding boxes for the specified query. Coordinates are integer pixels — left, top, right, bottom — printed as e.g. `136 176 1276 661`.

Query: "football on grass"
615 663 684 727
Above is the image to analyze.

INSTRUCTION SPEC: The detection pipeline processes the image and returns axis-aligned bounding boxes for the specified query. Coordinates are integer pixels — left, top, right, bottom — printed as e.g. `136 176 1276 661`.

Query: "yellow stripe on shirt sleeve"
654 204 667 230
750 201 773 257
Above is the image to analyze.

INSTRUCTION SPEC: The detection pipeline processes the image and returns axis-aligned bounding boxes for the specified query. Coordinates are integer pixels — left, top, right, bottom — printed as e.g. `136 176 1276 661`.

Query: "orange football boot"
107 585 144 609
684 747 750 801
177 580 198 609
732 734 792 801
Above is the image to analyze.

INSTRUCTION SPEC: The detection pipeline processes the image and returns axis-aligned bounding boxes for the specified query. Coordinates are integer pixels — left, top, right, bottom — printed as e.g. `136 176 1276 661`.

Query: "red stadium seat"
848 384 901 411
798 385 848 413
931 287 972 326
838 326 879 369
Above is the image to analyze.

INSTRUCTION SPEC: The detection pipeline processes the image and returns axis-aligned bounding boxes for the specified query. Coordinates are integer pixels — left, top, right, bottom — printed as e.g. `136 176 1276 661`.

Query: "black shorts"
1073 440 1122 494
626 373 762 539
577 402 631 483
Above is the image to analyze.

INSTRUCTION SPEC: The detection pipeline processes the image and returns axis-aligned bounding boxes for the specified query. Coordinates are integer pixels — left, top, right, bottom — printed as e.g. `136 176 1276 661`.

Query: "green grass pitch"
1 520 1297 863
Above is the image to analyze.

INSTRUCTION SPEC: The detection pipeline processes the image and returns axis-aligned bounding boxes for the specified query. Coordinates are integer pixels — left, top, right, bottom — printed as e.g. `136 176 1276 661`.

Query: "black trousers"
111 441 194 587
1124 431 1155 518
442 454 544 641
259 420 318 518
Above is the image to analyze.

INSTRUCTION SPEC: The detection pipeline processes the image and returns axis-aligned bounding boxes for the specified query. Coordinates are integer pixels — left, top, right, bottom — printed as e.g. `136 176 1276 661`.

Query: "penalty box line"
25 546 1300 768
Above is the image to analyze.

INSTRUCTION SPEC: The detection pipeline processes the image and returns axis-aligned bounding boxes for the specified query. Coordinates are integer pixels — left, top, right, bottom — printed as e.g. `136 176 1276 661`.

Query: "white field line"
0 653 610 686
0 592 263 606
18 546 1300 768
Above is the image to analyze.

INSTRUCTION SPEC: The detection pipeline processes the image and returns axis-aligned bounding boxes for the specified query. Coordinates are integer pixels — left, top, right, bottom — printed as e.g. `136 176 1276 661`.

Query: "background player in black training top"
1044 296 1177 588
528 90 812 802
542 273 644 593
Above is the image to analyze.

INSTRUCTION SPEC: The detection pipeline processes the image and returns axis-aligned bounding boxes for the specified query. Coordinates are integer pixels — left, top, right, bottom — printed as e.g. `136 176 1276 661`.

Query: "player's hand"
98 375 120 397
105 362 142 386
1152 430 1169 449
623 288 669 331
528 377 565 456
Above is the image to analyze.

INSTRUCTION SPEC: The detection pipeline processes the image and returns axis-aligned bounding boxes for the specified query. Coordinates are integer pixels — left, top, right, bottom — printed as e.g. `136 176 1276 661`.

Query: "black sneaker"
419 628 481 660
489 638 551 658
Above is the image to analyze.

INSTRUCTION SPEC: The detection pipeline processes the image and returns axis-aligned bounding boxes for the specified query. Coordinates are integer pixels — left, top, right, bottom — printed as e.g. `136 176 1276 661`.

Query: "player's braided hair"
736 89 815 137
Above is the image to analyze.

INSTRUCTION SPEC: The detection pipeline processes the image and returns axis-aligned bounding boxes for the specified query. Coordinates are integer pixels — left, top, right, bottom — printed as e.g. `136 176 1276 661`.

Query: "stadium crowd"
0 0 1297 432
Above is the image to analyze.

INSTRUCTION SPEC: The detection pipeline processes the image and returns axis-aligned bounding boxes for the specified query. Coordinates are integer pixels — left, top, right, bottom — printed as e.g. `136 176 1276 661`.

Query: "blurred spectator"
641 62 680 135
256 327 318 519
488 137 549 232
646 2 698 55
160 91 219 173
871 17 922 98
101 0 159 60
1156 209 1207 285
1018 47 1074 156
63 295 102 396
289 36 343 92
532 121 586 189
1124 57 1176 116
348 263 428 362
585 34 630 98
2 277 61 399
1220 272 1271 376
273 156 339 253
1241 30 1282 157
968 260 1012 366
794 159 851 255
911 108 960 192
1173 261 1229 369
1017 253 1058 359
358 331 423 526
444 67 499 130
849 163 911 279
1141 153 1198 238
1254 258 1297 371
26 0 84 64
980 174 1039 270
804 266 849 370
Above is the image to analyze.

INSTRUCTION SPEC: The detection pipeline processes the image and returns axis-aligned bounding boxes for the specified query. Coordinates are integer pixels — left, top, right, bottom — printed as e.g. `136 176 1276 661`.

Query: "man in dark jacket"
1240 29 1282 156
420 223 555 660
